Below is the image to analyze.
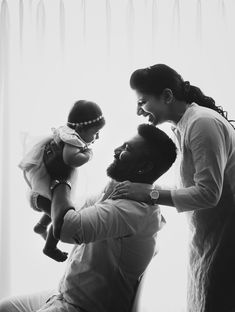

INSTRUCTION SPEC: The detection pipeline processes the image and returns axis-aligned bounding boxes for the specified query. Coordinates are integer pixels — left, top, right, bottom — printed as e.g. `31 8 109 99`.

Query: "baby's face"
79 124 103 144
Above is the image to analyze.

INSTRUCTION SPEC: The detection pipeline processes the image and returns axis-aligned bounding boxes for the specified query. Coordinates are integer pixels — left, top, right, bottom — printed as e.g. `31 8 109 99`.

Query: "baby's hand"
83 148 93 161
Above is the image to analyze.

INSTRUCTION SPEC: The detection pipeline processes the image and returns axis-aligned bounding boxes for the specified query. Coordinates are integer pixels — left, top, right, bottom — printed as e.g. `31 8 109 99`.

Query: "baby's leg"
34 213 51 240
29 192 50 215
43 225 68 262
36 195 51 216
32 195 52 240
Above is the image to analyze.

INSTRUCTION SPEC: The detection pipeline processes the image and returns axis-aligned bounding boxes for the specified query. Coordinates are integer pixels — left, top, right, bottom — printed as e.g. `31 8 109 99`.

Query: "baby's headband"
67 115 104 127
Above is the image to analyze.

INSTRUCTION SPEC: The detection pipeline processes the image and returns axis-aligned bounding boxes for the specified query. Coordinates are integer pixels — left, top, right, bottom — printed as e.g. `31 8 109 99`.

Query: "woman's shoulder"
190 103 217 118
186 103 228 129
184 104 234 145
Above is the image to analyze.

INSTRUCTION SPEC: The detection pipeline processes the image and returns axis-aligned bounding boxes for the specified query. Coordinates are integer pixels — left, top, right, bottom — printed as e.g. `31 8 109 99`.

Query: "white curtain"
0 1 235 311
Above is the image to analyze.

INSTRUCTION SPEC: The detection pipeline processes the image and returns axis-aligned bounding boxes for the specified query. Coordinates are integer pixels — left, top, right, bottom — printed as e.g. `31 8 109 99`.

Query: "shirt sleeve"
60 199 154 244
171 117 228 212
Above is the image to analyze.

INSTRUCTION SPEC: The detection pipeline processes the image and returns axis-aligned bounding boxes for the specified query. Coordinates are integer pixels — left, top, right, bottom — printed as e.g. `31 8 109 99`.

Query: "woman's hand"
109 181 153 203
43 140 74 181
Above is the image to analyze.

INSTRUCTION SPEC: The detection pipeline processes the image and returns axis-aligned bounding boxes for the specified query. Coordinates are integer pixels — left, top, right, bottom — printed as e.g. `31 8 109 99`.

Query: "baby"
19 100 105 262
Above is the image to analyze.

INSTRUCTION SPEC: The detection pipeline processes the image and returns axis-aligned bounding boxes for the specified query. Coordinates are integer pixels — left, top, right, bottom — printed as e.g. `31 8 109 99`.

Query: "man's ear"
162 88 174 105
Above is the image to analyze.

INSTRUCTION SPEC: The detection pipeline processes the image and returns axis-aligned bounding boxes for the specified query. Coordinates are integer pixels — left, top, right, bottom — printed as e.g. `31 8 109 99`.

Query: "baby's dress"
19 125 89 206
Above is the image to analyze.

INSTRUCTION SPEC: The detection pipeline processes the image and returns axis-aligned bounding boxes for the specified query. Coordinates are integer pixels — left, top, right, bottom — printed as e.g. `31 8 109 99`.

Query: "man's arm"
59 199 162 244
51 183 75 239
43 139 76 239
51 180 117 241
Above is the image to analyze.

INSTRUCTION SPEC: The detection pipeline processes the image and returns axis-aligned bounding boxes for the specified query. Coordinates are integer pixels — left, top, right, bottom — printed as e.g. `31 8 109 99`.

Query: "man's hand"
43 140 74 180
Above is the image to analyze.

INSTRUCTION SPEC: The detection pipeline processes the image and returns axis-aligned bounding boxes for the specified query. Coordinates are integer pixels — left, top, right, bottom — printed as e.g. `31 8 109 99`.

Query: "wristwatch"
149 186 160 205
50 179 72 193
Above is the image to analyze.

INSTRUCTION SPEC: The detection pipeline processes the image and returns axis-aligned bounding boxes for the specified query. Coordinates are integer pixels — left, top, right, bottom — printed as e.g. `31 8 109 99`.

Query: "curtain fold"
60 0 65 56
151 0 158 58
196 0 202 43
81 0 86 47
126 0 134 66
36 0 46 53
19 0 23 56
0 0 10 299
106 0 111 63
172 0 180 44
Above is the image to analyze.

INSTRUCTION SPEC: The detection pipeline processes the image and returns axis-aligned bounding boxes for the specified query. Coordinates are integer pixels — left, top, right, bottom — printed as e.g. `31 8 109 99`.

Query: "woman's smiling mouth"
145 113 157 125
139 108 157 125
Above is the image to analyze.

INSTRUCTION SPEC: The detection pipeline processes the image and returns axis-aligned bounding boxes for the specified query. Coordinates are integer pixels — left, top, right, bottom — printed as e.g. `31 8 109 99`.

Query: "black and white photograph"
0 1 235 311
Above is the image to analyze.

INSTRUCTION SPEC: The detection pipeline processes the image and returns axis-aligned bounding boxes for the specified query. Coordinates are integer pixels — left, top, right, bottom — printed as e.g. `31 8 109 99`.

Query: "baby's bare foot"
33 223 47 240
43 247 68 262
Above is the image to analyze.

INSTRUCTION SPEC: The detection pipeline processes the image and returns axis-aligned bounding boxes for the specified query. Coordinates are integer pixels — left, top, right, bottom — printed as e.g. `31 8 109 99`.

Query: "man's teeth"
148 115 153 122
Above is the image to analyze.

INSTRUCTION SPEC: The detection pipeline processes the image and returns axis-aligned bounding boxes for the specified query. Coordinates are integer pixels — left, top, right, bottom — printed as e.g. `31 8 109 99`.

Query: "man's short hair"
138 124 177 182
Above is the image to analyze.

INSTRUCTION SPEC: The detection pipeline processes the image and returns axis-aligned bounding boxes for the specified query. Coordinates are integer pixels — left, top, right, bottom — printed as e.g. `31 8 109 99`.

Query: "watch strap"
50 179 72 193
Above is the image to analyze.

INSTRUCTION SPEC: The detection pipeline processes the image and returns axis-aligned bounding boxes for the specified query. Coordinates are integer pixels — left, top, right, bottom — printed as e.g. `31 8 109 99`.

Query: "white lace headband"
67 115 104 127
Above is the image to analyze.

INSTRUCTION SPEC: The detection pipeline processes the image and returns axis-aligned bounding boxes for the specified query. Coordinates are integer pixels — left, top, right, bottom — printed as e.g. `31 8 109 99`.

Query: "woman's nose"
137 106 144 116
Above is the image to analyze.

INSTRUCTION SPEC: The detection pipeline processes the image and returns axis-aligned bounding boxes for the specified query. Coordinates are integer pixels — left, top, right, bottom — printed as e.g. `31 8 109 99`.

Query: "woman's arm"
171 118 227 212
110 181 174 207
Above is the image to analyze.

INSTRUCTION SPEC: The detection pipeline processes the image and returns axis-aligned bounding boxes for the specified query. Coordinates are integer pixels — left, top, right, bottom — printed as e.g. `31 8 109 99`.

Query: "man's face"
106 134 150 182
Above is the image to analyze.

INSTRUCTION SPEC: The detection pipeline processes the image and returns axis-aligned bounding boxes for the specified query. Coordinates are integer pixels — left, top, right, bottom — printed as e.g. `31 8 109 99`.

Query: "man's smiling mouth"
148 114 155 123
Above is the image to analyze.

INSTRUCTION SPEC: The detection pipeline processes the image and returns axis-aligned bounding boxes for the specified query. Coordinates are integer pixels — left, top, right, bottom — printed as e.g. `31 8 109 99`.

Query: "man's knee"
0 297 17 312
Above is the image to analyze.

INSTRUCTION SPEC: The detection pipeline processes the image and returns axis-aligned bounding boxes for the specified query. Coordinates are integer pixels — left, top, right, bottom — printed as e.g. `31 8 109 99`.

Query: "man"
0 124 177 312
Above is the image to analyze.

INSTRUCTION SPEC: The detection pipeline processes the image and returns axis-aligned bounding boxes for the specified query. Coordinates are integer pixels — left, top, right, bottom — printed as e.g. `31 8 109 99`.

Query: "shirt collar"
171 103 197 134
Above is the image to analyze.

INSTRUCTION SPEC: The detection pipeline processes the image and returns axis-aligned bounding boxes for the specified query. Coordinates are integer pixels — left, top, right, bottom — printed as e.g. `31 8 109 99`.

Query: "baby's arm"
63 143 92 168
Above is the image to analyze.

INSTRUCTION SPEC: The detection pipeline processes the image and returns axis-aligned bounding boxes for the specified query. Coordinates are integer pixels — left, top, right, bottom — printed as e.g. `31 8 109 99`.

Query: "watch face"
150 190 159 200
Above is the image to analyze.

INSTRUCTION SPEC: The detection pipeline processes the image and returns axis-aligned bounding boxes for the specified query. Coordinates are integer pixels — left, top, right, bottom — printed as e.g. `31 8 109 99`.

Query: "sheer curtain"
0 0 235 311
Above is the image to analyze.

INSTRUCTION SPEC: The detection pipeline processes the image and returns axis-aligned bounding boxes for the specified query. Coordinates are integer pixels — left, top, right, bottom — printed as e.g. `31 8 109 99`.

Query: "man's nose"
114 146 122 157
114 146 121 154
95 133 99 140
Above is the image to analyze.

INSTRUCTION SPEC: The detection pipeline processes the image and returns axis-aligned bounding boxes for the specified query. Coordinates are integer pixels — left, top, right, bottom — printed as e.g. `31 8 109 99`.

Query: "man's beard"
106 159 132 182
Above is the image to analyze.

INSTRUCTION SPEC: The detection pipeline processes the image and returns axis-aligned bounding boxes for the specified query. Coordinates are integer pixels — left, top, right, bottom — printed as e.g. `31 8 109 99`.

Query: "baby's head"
67 100 105 144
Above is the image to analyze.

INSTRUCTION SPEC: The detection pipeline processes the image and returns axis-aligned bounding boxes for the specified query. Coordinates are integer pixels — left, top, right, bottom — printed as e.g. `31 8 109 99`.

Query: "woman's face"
136 91 169 125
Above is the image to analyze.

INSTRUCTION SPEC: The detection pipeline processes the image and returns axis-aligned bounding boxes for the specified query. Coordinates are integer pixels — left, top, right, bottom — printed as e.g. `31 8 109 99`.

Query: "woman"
111 64 235 312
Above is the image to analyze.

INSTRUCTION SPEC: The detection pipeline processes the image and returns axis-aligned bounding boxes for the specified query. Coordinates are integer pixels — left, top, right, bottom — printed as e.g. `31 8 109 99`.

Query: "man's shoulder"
101 198 159 215
100 199 165 233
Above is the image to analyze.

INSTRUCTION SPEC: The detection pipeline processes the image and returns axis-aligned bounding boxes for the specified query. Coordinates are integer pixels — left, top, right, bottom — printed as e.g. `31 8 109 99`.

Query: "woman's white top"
171 103 235 212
